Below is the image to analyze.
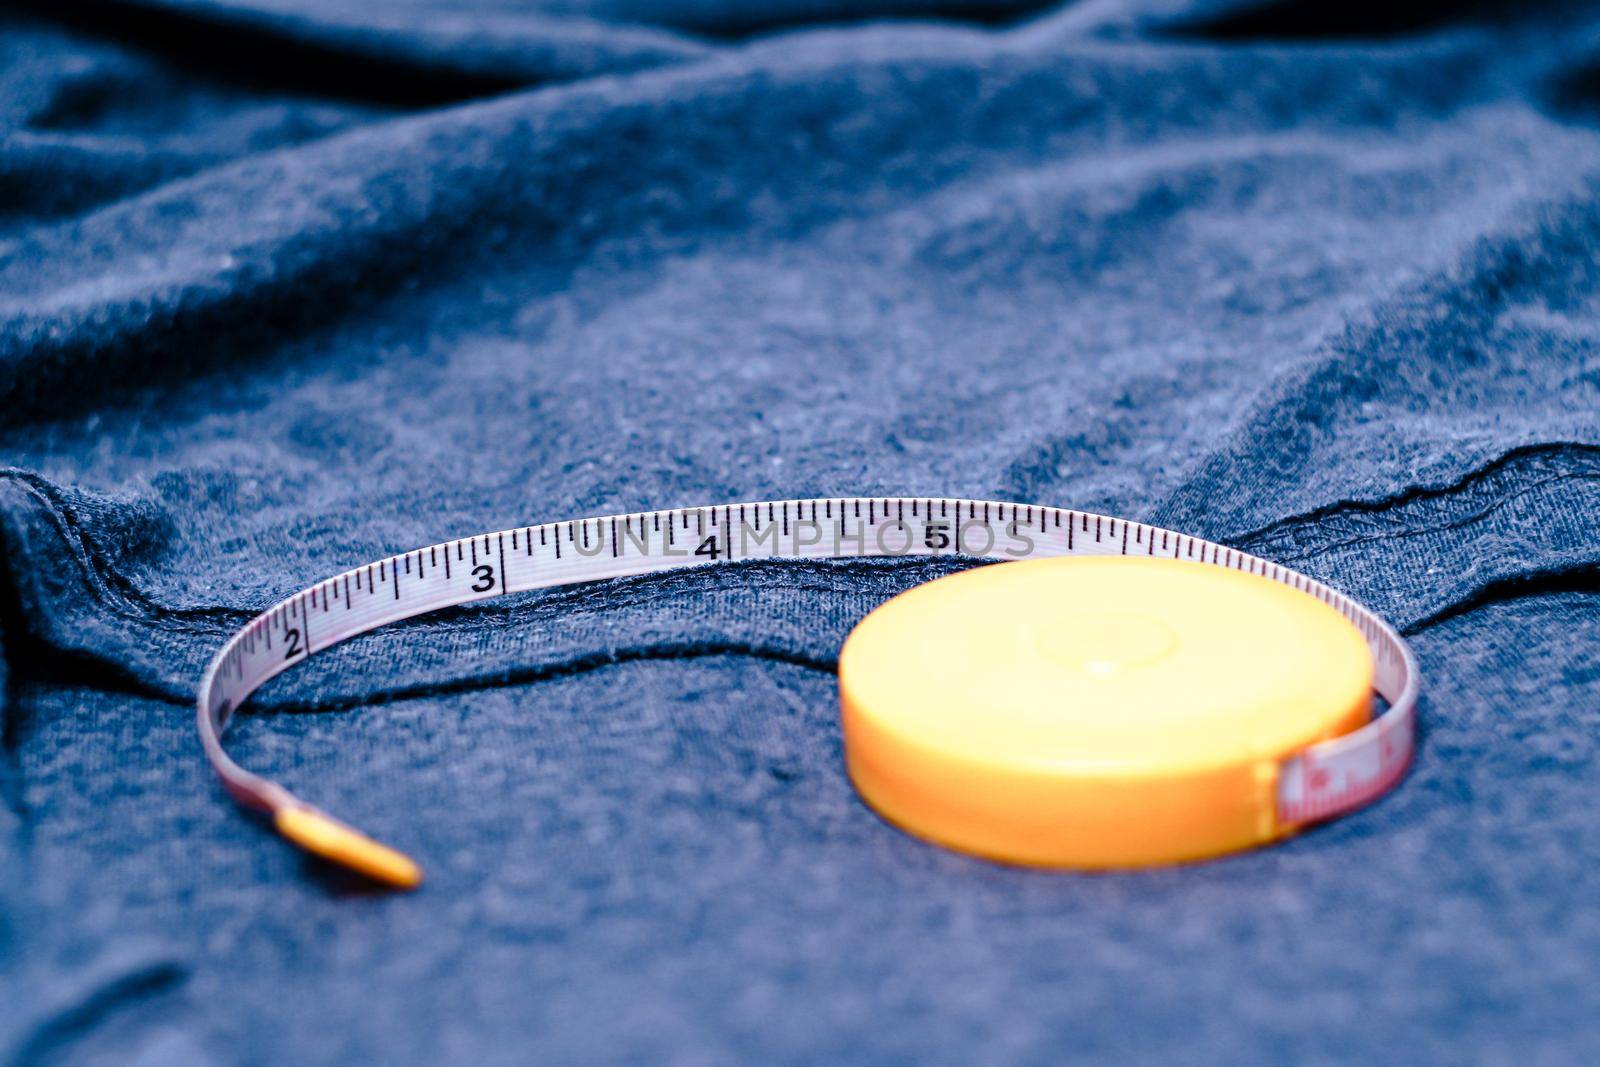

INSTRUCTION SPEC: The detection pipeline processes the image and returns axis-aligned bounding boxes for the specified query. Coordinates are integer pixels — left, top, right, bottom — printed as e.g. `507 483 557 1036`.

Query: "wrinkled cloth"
3 1 1600 1063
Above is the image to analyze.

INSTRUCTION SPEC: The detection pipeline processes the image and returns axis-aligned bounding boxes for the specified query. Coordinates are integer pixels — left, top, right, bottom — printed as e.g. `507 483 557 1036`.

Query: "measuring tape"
197 497 1419 888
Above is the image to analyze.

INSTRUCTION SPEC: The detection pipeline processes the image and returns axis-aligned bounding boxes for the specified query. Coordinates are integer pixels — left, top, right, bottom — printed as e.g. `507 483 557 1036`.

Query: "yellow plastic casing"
839 556 1373 868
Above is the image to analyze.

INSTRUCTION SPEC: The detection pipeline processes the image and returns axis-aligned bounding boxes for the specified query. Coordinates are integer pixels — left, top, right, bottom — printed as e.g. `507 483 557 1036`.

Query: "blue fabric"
3 1 1600 1062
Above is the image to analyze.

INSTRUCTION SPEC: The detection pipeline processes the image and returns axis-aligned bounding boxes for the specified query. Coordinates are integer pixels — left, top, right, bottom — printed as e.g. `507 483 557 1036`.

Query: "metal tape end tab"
274 807 423 890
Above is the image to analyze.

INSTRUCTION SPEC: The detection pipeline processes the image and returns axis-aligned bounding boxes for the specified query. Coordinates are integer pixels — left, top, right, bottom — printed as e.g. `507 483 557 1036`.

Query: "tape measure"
197 498 1418 889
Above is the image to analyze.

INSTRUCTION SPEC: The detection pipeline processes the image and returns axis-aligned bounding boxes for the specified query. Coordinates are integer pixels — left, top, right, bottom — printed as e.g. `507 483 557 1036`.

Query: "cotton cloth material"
2 1 1599 1063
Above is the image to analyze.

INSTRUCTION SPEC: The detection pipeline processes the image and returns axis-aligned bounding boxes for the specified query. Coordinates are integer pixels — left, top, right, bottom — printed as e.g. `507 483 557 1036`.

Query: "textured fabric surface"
3 1 1600 1062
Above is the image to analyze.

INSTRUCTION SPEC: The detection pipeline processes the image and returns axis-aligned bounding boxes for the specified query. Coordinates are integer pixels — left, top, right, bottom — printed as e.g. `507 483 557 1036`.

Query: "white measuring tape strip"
198 498 1419 887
